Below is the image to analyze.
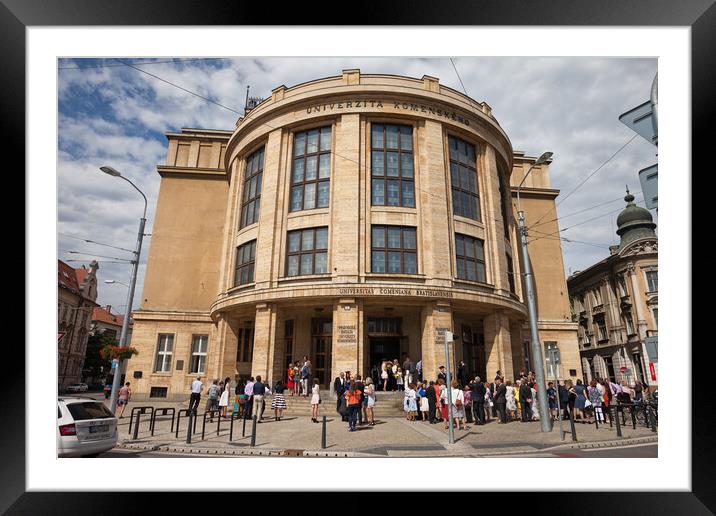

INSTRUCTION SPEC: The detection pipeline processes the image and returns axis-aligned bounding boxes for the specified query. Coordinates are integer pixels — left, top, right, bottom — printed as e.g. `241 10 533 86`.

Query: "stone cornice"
157 165 228 180
209 282 528 321
133 310 213 323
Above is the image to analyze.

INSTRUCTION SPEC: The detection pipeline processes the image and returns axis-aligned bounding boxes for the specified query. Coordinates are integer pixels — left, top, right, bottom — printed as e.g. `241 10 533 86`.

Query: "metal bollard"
594 408 599 429
648 406 657 432
608 405 613 428
250 415 257 447
614 406 622 437
186 410 193 444
321 416 327 449
567 408 577 442
631 405 637 429
217 412 221 436
132 412 140 440
242 412 247 437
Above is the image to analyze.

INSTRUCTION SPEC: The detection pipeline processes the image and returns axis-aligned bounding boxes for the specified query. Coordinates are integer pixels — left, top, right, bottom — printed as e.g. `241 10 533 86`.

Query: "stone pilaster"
420 301 454 381
484 310 514 380
251 303 278 383
254 129 284 289
332 299 362 379
626 263 648 339
332 114 360 282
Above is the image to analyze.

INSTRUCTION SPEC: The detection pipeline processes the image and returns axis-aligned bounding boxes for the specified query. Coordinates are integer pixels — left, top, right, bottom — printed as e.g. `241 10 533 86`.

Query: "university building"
567 190 658 387
126 70 581 400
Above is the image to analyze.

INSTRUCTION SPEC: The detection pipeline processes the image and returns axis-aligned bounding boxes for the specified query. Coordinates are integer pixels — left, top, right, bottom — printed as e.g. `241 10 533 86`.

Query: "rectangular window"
652 308 658 329
234 240 256 286
596 318 608 341
498 175 511 239
239 147 264 228
371 225 417 274
290 127 332 212
236 323 254 363
284 320 294 368
370 124 415 208
506 254 515 293
154 334 174 372
448 135 480 221
285 227 329 276
645 270 658 292
190 335 208 374
455 233 487 283
624 312 635 335
544 341 560 379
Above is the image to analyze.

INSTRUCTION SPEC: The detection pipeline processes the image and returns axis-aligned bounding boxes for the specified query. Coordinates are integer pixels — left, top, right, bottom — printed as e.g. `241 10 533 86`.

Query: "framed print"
6 0 711 513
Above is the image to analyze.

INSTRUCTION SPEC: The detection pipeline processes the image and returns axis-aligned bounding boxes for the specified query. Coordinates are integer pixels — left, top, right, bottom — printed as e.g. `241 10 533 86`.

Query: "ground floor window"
603 355 616 382
190 335 208 374
154 334 174 372
236 323 254 363
544 341 560 379
311 318 332 386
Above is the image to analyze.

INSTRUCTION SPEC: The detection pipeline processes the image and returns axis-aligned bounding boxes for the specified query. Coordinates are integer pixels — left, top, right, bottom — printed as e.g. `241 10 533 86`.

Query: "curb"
117 433 657 457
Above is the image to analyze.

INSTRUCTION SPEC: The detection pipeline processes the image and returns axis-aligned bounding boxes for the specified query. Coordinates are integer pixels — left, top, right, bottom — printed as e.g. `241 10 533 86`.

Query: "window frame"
370 123 415 208
290 126 332 212
189 334 209 374
370 225 418 274
544 341 561 379
645 270 658 292
236 323 254 364
234 240 257 286
154 334 174 373
448 135 481 221
239 147 265 229
454 233 487 283
285 226 329 277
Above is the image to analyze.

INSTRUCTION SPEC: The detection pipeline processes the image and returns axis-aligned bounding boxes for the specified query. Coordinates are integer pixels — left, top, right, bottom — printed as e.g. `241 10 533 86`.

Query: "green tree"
82 332 116 382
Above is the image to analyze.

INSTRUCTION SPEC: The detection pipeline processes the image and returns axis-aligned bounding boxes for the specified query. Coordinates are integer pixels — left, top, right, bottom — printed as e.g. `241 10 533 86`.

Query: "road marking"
581 442 657 452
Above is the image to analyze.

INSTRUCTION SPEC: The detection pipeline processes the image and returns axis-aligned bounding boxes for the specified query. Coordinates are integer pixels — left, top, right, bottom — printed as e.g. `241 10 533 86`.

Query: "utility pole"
517 151 554 433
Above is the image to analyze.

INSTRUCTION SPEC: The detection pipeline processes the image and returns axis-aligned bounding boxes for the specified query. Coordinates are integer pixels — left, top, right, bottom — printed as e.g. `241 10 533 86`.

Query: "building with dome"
567 189 658 387
125 69 582 400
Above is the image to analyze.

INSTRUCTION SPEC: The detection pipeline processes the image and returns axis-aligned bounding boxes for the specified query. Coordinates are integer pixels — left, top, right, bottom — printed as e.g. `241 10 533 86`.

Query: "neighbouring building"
91 305 133 343
126 70 581 401
58 259 99 389
568 189 658 387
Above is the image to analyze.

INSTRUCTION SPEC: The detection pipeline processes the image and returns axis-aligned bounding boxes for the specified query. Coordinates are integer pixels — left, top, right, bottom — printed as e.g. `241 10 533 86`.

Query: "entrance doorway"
311 318 332 388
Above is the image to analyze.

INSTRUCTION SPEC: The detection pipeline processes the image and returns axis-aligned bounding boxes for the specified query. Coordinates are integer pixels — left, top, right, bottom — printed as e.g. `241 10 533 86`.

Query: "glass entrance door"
311 318 332 387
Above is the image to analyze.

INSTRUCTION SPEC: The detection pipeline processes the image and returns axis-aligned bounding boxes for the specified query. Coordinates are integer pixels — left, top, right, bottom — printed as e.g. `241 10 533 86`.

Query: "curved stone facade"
127 70 581 400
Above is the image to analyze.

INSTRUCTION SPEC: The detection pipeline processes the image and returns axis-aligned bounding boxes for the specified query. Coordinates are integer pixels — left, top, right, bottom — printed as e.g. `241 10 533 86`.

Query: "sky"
57 57 658 314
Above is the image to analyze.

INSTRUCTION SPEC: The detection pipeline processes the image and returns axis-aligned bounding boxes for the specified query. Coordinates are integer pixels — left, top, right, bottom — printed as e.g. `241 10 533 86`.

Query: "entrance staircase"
270 390 407 418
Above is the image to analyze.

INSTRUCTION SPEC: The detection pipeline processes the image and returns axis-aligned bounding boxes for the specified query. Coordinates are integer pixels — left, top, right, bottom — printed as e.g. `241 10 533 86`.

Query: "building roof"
92 305 132 328
58 259 81 294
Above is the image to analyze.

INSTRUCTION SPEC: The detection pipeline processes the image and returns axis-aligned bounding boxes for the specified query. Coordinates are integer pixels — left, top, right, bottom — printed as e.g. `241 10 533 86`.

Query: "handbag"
584 399 592 408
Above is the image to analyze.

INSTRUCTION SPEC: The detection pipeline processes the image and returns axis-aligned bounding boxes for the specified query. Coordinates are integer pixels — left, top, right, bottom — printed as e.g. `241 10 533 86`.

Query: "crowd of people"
183 358 656 434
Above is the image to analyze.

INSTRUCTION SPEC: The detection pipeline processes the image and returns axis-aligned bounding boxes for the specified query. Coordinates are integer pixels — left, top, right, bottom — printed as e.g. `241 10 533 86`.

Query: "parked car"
57 397 118 457
65 383 89 393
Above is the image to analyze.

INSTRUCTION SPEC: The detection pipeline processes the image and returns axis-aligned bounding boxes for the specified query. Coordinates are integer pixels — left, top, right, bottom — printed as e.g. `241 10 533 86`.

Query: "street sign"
639 163 658 210
58 331 67 343
649 362 657 381
644 336 658 361
619 100 657 145
620 366 626 374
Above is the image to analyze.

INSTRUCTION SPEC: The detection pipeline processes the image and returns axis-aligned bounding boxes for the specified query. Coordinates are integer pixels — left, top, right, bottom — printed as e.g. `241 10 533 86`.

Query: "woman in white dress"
505 380 516 421
310 378 321 423
531 385 540 420
381 361 389 391
219 377 231 418
364 377 376 425
451 380 469 430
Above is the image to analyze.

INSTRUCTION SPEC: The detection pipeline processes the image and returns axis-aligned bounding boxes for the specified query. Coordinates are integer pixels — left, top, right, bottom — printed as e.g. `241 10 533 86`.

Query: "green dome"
616 189 656 249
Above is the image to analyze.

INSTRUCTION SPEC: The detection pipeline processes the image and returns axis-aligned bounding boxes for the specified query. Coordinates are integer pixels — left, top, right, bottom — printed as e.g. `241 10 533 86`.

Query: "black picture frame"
5 1 709 513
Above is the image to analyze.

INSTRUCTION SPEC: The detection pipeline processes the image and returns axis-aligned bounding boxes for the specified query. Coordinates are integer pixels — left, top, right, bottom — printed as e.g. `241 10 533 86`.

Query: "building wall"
126 71 581 400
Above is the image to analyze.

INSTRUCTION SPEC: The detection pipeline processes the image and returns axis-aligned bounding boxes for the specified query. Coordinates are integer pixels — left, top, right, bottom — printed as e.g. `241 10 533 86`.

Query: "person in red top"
287 362 295 395
434 381 442 422
344 380 363 432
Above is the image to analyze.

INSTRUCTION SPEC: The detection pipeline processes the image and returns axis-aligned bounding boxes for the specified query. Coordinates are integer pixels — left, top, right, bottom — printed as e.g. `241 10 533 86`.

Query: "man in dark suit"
425 380 438 423
457 361 466 388
519 380 533 422
437 366 447 383
471 376 486 425
334 372 346 421
493 378 507 423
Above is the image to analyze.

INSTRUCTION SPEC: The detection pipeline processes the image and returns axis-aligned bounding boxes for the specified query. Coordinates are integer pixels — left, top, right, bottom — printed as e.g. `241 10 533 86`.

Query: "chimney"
105 305 112 314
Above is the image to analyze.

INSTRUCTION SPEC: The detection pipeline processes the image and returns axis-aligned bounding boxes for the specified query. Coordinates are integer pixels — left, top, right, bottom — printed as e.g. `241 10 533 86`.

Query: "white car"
57 397 118 457
65 383 89 393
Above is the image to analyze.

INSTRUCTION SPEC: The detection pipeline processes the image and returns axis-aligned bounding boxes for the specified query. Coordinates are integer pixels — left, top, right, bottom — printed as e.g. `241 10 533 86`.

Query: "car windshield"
67 402 115 421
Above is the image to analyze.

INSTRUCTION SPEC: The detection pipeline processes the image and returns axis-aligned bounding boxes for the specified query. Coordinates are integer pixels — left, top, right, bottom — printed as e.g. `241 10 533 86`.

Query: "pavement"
114 405 658 458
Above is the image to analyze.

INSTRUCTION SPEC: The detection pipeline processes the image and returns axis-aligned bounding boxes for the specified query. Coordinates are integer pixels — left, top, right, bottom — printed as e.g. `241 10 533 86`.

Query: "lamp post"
99 166 147 413
516 151 553 433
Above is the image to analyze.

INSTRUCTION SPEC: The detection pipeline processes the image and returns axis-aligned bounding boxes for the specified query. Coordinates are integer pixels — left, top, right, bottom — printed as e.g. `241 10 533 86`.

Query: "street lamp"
516 151 553 433
99 165 147 414
104 279 129 288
